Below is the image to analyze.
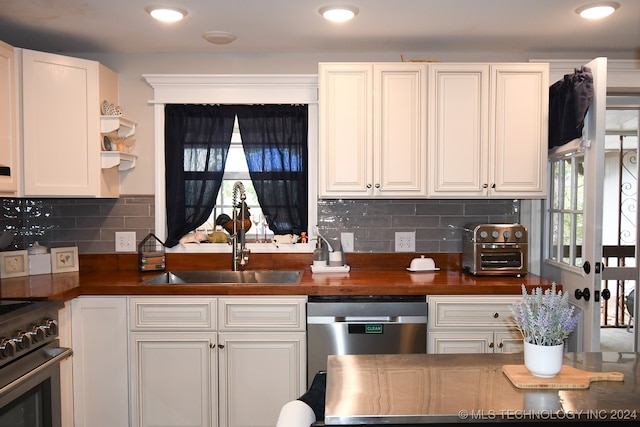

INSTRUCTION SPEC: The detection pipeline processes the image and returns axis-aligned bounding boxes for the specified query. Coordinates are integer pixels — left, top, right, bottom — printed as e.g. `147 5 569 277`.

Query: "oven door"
0 341 72 427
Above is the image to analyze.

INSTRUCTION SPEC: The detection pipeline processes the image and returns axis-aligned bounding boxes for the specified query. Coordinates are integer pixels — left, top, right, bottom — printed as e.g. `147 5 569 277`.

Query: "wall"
0 195 518 254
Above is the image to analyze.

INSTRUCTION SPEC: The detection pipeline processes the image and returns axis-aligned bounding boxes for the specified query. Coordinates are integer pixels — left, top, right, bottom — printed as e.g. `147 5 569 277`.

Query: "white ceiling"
0 0 638 57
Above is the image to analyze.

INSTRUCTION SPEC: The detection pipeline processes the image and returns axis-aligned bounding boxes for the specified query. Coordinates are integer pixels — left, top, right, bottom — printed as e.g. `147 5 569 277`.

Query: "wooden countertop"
0 253 555 301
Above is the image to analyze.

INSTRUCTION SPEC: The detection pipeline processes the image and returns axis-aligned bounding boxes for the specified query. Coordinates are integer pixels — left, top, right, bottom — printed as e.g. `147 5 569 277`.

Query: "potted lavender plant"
510 283 581 378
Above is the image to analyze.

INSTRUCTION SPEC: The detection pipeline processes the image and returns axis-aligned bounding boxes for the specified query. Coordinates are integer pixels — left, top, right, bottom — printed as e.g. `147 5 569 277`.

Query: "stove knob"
515 230 523 239
479 230 488 239
503 231 511 239
0 337 16 358
27 325 46 343
14 332 32 350
43 319 58 336
491 231 499 239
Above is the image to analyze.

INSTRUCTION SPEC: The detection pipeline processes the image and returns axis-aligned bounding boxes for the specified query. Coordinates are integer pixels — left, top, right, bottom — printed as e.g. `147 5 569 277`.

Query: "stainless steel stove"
0 299 71 426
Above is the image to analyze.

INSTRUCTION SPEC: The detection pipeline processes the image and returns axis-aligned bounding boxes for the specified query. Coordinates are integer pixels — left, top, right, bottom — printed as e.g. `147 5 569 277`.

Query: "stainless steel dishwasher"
306 295 428 385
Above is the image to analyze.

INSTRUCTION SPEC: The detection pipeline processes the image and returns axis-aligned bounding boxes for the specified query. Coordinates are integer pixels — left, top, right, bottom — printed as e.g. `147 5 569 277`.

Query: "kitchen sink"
141 270 304 285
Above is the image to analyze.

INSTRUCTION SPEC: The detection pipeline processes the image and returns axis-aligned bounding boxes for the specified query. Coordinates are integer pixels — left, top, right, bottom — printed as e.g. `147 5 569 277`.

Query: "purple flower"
510 283 581 346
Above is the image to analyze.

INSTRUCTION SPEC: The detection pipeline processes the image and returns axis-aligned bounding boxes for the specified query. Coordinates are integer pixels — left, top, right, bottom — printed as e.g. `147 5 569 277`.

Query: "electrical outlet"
115 231 136 252
395 231 415 252
341 232 355 252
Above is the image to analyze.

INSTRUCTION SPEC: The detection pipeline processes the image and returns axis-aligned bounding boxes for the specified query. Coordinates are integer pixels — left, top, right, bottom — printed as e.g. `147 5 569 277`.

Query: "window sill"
166 242 315 254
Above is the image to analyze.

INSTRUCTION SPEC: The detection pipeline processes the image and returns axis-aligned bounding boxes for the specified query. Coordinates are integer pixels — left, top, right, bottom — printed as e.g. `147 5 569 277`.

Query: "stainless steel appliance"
462 223 528 276
0 299 71 427
306 295 427 385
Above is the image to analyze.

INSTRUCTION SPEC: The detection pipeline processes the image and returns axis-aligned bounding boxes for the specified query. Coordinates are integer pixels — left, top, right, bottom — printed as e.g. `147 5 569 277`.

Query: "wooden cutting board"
503 364 624 389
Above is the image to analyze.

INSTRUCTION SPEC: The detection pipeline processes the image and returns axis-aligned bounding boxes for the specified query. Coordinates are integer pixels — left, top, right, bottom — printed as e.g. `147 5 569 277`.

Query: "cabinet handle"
366 184 372 189
210 343 216 349
375 183 380 189
493 312 499 318
491 183 496 189
218 344 225 349
489 342 494 348
483 183 488 188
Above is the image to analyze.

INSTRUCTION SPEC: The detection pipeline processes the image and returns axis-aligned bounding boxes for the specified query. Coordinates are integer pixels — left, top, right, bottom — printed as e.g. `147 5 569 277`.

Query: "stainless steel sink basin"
141 270 303 285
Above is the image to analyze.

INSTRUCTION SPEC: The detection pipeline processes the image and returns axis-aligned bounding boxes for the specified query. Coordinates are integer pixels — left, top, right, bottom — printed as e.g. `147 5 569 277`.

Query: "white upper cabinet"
0 40 18 195
428 63 549 198
319 62 427 198
20 49 123 197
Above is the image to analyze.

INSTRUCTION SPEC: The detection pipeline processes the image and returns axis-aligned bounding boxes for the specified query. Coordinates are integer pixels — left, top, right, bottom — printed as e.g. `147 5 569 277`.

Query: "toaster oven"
462 224 528 276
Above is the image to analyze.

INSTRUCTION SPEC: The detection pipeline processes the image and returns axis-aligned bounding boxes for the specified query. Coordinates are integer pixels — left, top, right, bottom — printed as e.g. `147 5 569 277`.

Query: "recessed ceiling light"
319 5 359 23
146 6 188 23
575 2 620 19
202 31 237 45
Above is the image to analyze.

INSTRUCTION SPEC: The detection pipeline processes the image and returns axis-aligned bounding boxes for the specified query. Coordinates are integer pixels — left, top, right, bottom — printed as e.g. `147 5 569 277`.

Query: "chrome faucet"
231 181 250 271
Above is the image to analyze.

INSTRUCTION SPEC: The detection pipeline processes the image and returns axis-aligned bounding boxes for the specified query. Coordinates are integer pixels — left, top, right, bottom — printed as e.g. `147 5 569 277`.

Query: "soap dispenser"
313 238 328 266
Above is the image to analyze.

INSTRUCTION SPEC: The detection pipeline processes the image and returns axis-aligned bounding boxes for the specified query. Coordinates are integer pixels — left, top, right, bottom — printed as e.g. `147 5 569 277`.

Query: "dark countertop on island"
324 352 640 425
0 253 555 301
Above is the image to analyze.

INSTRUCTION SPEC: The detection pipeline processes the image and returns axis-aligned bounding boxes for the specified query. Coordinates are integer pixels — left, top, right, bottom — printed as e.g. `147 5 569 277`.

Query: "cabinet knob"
498 342 504 348
218 344 225 349
366 184 372 189
489 342 494 348
483 183 488 188
491 183 496 189
375 183 380 189
210 343 216 349
0 338 16 358
493 312 499 318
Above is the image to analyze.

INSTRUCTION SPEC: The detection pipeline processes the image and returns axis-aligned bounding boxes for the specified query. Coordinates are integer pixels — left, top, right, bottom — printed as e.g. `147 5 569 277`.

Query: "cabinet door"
494 331 524 353
490 63 549 198
71 297 129 427
319 63 373 197
218 332 306 427
0 41 18 195
428 331 493 354
374 64 427 197
428 64 490 197
130 332 217 427
21 49 102 196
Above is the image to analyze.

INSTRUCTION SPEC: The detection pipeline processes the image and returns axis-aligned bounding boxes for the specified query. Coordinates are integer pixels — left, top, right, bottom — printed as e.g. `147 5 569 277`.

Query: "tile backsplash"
0 196 155 253
0 196 518 254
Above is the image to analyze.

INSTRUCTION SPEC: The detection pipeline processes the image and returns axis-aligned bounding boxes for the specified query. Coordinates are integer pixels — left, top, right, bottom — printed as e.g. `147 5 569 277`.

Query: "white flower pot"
524 341 564 378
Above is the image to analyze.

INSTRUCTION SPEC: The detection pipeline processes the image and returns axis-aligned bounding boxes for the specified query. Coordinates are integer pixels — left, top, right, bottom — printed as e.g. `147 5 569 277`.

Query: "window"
145 74 319 252
163 104 308 248
547 152 585 267
206 117 272 242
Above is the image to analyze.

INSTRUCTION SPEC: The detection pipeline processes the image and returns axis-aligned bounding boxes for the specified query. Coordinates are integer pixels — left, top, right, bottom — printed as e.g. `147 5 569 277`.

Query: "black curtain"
164 104 236 247
236 105 308 235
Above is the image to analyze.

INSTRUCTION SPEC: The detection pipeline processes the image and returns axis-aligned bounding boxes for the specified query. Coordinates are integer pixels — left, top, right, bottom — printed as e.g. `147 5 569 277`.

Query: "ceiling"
0 0 638 57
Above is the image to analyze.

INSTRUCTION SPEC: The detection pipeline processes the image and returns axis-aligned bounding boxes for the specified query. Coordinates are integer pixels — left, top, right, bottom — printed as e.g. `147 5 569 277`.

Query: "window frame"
144 74 318 253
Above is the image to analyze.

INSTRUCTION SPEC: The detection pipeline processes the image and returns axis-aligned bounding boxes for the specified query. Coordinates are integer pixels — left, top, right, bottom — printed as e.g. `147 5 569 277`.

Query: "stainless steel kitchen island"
324 353 639 425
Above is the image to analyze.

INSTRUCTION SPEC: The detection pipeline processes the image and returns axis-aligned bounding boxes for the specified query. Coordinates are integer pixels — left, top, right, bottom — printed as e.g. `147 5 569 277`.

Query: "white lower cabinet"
130 332 218 427
129 296 306 427
70 297 129 427
427 295 523 354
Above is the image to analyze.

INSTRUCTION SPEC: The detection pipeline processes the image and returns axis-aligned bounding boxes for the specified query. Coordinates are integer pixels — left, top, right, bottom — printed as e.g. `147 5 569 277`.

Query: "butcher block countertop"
0 253 555 301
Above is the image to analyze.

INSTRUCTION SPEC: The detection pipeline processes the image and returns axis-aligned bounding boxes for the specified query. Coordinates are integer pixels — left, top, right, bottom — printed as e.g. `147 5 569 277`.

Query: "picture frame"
51 247 79 273
0 250 29 278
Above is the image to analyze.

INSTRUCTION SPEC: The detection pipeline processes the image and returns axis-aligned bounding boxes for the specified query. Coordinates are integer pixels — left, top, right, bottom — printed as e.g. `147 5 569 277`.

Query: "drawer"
428 295 520 329
130 297 217 331
218 296 306 331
